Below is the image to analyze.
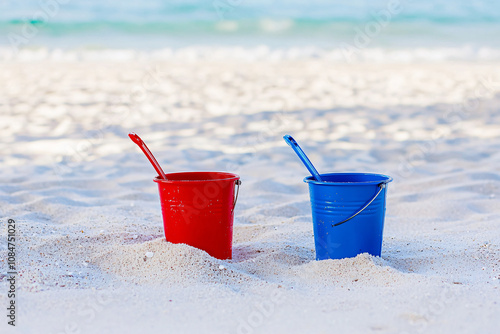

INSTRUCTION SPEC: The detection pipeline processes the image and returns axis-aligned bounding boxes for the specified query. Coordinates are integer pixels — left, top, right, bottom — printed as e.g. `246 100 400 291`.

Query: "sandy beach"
1 53 500 333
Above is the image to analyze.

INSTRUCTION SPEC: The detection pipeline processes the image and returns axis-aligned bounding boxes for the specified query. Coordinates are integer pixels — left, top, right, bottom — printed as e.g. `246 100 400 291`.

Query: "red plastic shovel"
128 132 167 179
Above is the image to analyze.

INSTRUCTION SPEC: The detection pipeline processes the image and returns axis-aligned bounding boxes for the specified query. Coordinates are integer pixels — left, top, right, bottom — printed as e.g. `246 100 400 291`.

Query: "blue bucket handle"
332 182 387 227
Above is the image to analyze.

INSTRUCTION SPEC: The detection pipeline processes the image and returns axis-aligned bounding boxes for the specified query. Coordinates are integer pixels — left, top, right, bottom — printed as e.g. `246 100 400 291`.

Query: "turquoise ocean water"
1 0 500 55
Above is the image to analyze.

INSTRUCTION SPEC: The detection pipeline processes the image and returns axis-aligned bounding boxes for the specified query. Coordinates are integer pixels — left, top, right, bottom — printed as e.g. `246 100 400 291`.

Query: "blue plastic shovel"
283 134 323 182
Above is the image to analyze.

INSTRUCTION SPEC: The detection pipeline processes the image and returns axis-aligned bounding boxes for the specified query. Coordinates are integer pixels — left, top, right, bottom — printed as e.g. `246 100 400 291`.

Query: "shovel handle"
129 132 167 180
283 135 323 182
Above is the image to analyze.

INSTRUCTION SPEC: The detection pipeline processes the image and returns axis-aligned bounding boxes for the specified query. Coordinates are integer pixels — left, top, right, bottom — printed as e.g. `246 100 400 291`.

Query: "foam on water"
2 45 500 63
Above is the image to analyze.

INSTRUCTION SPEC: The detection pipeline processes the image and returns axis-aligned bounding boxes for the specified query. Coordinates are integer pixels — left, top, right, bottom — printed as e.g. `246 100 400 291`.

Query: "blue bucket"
304 173 393 260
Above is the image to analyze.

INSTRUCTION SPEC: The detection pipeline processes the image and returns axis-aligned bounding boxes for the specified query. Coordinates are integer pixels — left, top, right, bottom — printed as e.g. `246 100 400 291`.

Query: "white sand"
1 53 500 333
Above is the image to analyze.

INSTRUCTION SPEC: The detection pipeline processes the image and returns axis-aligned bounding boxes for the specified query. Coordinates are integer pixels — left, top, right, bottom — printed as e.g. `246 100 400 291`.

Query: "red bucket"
154 172 241 259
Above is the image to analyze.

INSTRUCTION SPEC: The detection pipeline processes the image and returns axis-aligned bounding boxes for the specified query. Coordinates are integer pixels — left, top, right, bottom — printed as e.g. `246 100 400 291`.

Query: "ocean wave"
1 18 500 52
2 45 500 63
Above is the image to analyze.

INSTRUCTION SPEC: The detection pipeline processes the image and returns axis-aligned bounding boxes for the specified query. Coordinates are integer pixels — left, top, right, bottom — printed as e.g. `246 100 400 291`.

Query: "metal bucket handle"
232 179 242 212
332 182 387 227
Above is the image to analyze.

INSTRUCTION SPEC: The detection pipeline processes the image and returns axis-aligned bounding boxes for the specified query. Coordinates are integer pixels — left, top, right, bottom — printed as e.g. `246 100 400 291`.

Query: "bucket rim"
154 171 240 183
304 172 393 185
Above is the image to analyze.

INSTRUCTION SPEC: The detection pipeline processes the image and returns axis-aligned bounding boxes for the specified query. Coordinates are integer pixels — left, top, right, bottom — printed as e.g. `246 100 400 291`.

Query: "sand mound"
291 253 412 287
93 238 255 286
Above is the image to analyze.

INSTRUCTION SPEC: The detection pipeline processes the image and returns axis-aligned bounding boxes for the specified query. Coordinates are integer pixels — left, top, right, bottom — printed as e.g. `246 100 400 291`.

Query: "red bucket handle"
232 180 242 212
